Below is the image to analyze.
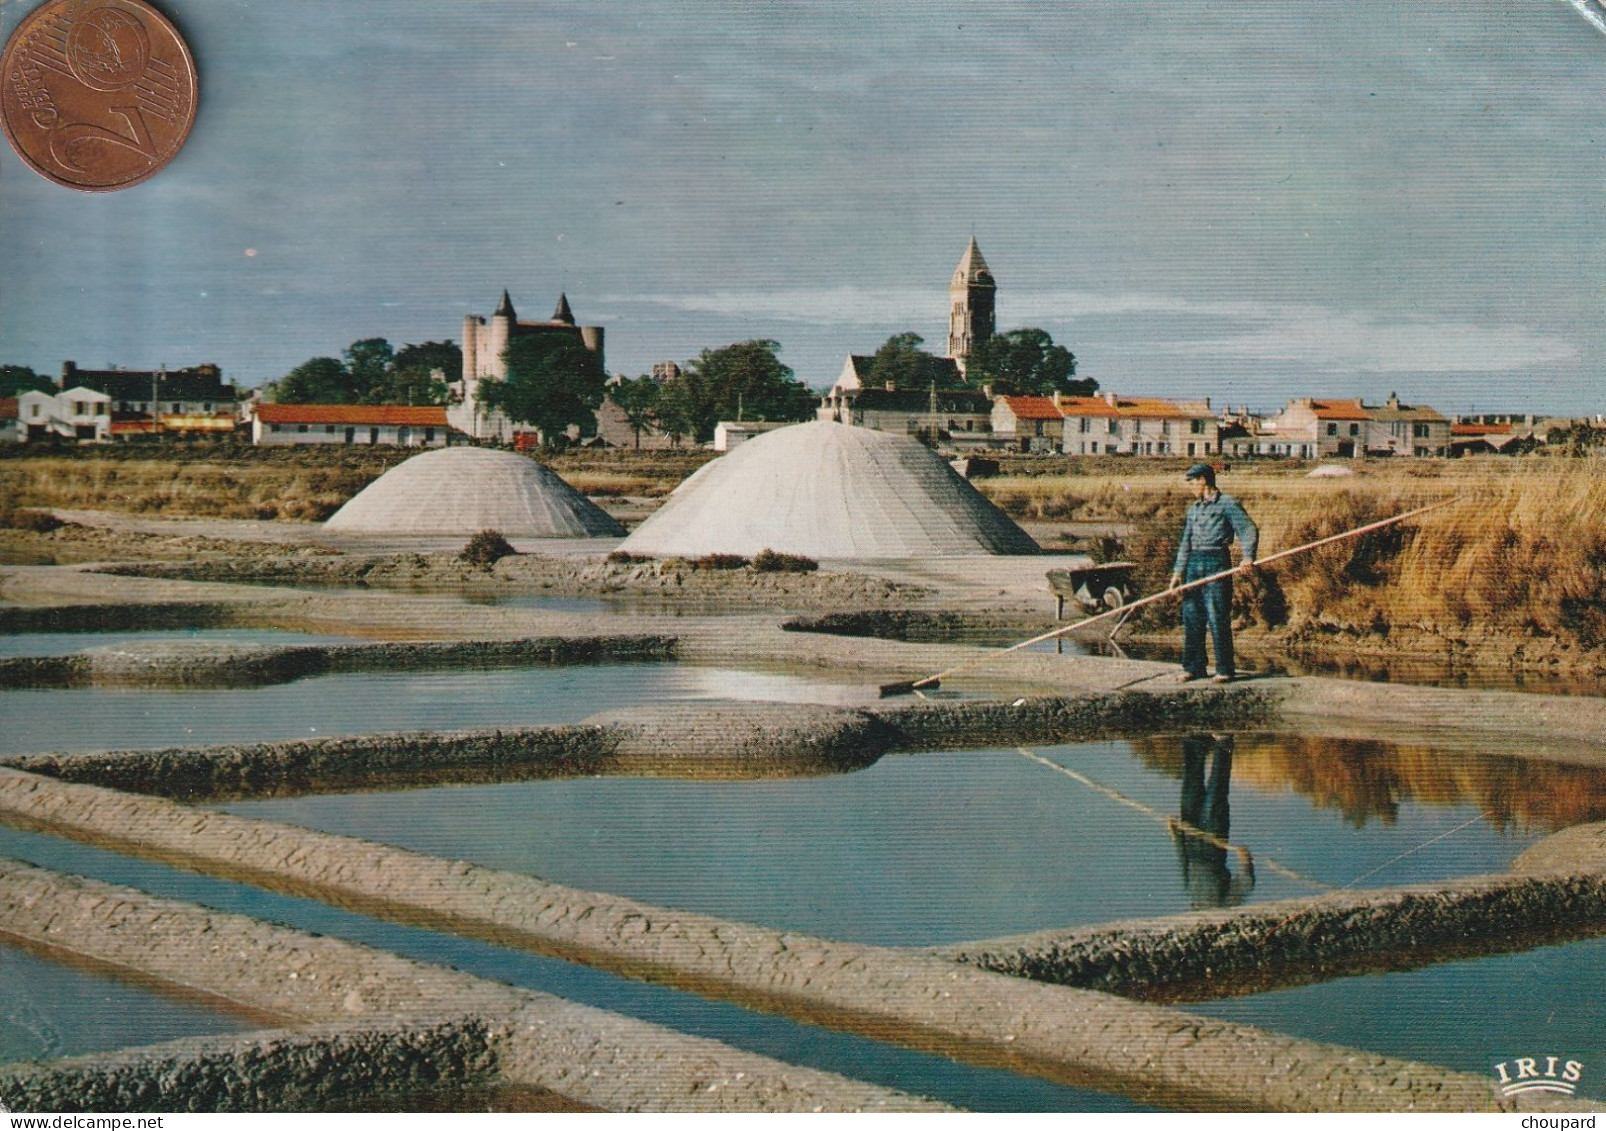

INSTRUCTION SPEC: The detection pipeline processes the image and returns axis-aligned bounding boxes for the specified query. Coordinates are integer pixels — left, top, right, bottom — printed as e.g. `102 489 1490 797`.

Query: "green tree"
1548 422 1606 457
964 328 1091 396
378 366 450 406
344 338 395 402
481 334 607 446
393 340 462 374
0 365 51 397
272 356 354 403
608 375 662 450
273 339 462 406
864 332 944 389
376 340 459 405
667 340 814 443
653 373 701 446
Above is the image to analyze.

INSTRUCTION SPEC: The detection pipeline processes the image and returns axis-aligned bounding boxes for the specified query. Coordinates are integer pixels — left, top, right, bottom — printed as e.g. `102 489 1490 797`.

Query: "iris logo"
1494 1056 1585 1096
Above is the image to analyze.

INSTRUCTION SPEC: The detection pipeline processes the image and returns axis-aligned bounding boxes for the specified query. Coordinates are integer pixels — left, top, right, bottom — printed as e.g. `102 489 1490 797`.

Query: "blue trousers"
1181 551 1234 678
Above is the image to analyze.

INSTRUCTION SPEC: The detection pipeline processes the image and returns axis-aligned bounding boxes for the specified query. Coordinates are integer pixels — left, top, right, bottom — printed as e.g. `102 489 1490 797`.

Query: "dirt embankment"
1113 620 1606 683
91 551 933 609
1268 622 1606 678
0 519 329 565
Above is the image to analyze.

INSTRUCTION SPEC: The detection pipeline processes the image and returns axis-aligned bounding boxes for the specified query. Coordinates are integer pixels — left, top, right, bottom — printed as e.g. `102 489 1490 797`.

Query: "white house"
713 420 794 451
3 387 111 442
251 403 452 447
1057 393 1218 457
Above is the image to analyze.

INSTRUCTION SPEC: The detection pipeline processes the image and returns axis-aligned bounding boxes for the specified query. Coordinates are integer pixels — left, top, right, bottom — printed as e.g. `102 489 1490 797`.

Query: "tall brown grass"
0 446 714 519
0 456 396 521
994 462 1606 653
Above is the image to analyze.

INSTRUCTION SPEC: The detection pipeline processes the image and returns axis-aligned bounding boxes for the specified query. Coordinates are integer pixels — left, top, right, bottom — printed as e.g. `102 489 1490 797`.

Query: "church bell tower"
947 237 996 371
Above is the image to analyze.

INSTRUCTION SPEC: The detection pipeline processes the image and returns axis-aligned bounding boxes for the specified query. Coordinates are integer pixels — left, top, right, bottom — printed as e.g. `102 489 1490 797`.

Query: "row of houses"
0 387 453 448
0 360 461 448
1 362 240 443
820 385 1462 459
1 358 1588 460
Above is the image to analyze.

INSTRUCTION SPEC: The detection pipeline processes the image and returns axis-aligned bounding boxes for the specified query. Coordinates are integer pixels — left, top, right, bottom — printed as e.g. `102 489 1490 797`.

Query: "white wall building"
251 403 451 447
2 387 111 442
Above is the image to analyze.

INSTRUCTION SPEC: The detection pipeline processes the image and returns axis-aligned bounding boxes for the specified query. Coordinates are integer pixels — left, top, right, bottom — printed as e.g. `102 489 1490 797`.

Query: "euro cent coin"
1 0 196 191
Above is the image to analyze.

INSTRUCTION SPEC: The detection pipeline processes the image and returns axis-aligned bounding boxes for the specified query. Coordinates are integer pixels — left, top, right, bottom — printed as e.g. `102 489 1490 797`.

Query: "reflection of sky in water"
0 665 864 754
0 826 1139 1113
225 735 1596 948
0 942 248 1064
468 594 790 618
1192 937 1606 1099
0 628 356 658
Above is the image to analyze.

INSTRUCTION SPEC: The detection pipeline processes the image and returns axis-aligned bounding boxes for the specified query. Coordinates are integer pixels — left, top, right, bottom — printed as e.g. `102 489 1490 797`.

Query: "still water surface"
224 733 1606 944
0 825 1138 1112
0 663 854 754
1192 936 1606 1103
0 628 358 658
6 727 1606 1105
0 941 251 1064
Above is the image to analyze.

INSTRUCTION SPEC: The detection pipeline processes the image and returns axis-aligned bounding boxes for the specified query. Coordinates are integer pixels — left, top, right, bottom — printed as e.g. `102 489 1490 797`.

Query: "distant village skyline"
4 1 1604 415
12 247 1593 421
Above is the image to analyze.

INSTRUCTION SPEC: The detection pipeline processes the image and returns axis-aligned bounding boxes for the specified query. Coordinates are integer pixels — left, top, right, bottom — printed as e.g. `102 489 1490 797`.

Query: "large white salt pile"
618 421 1038 558
325 446 624 537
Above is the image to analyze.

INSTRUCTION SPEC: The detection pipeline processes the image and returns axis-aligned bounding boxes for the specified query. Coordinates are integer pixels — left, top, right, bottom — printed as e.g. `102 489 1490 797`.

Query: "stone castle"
448 290 605 441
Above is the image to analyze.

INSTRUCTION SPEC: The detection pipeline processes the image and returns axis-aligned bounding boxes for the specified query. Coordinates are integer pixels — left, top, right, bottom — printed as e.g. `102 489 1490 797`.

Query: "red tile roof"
255 403 449 426
1308 399 1371 421
1055 396 1119 418
1115 397 1200 419
1000 396 1063 421
1056 395 1207 419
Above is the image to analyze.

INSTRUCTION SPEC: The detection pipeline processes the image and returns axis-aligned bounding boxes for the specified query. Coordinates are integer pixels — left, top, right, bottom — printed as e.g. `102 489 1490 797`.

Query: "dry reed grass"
0 456 392 521
989 461 1606 653
549 449 715 498
558 470 675 497
0 446 705 519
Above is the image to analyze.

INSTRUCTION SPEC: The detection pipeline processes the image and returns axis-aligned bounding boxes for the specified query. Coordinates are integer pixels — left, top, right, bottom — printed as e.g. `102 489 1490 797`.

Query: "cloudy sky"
3 0 1603 413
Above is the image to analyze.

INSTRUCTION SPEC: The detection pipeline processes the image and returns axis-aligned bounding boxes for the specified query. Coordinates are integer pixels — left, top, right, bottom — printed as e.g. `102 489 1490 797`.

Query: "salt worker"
1169 463 1258 683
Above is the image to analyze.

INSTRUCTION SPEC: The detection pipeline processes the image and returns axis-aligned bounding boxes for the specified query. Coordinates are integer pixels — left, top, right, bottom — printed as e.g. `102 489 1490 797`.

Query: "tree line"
860 327 1089 398
484 324 1085 450
6 319 1082 449
267 339 462 406
0 366 52 397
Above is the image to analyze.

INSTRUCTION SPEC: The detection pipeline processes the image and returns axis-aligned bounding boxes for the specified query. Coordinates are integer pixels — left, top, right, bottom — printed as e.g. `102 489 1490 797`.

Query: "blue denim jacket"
1173 491 1259 574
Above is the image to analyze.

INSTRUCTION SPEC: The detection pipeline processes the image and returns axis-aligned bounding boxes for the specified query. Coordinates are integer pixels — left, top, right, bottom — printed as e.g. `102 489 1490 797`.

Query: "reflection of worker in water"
1170 732 1255 908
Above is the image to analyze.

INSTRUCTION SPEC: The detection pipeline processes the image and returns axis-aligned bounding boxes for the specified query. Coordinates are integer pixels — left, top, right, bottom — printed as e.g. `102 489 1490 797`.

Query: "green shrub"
461 529 516 567
606 550 652 564
752 549 818 573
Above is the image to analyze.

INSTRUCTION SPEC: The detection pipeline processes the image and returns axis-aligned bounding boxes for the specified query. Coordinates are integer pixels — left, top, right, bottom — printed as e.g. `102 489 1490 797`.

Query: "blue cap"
1184 463 1213 480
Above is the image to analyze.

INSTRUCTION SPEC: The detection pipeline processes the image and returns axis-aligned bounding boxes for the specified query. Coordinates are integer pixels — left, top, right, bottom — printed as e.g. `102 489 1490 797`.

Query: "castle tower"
484 290 516 379
946 237 997 370
451 289 607 441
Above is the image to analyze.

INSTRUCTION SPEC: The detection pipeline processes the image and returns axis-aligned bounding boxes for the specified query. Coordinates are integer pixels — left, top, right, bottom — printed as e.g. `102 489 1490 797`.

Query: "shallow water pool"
1191 936 1606 1100
0 941 252 1064
0 663 865 755
223 732 1606 946
0 825 1142 1112
0 628 359 659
